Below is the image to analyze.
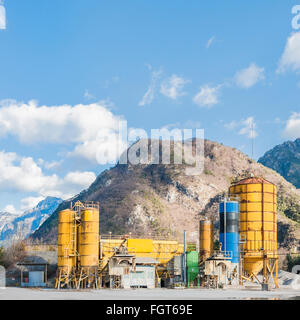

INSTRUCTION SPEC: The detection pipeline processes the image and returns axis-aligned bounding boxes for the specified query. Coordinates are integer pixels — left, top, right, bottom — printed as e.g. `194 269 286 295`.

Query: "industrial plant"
55 176 279 291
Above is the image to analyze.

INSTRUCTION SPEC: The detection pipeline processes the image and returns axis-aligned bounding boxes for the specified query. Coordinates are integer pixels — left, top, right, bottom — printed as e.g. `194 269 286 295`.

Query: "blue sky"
0 0 300 213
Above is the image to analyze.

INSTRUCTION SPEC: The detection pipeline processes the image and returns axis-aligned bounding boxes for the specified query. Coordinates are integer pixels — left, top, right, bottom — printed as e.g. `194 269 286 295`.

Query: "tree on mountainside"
0 246 4 265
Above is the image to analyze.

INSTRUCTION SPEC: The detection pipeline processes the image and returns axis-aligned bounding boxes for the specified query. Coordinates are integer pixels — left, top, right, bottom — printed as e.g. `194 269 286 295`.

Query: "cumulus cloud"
235 63 265 88
160 75 189 100
0 150 96 199
193 85 221 107
44 160 62 170
224 117 258 138
139 66 162 106
0 100 126 164
64 171 96 188
0 4 6 30
284 112 300 139
239 117 258 138
277 32 300 74
20 197 45 211
0 151 59 194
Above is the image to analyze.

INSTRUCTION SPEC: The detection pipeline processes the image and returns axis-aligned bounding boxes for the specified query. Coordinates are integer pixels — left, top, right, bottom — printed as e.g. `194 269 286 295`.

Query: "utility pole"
251 119 254 159
184 230 187 287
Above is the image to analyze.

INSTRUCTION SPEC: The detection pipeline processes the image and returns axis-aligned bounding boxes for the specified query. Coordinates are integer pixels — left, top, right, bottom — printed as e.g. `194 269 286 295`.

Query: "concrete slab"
0 287 299 300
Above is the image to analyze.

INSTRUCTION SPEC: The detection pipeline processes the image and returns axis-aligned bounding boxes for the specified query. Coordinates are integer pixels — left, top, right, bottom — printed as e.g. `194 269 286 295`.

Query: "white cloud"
284 112 300 139
44 160 62 170
277 32 300 74
224 120 238 130
69 128 127 165
0 151 59 194
160 75 189 100
3 204 20 215
64 171 96 188
20 197 44 211
193 85 221 107
0 150 96 200
37 158 62 170
224 117 258 138
0 4 6 30
238 117 258 138
206 36 215 49
235 63 265 88
139 66 162 106
0 100 125 164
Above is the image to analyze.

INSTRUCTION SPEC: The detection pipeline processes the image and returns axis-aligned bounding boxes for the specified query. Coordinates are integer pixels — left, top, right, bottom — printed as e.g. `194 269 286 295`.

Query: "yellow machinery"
229 177 278 288
199 220 214 262
56 209 77 288
99 237 184 274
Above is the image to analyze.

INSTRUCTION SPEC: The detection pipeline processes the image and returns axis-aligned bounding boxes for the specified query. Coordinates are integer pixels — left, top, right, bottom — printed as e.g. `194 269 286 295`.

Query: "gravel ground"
0 287 299 300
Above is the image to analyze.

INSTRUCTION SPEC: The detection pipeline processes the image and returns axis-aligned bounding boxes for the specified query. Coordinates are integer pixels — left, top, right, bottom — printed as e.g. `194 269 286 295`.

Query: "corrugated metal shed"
122 266 156 289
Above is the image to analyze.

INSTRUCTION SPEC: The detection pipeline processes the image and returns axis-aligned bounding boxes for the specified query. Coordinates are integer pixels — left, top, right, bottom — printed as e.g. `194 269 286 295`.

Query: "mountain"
32 139 300 253
0 211 21 241
0 196 62 244
258 138 300 189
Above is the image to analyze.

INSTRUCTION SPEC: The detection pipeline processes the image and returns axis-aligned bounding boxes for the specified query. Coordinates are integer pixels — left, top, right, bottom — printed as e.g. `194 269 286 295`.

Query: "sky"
0 0 300 214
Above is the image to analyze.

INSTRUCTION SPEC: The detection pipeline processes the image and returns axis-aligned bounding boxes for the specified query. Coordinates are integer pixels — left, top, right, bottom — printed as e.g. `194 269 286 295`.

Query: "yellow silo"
57 209 76 275
199 220 214 262
229 177 278 287
79 206 99 268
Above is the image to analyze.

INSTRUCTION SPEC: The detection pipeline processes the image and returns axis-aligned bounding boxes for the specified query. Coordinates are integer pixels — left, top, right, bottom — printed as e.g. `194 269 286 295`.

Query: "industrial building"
55 176 279 291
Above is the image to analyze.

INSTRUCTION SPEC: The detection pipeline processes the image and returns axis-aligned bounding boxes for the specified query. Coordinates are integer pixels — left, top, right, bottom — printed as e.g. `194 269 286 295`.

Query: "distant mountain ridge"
0 196 62 244
258 138 300 188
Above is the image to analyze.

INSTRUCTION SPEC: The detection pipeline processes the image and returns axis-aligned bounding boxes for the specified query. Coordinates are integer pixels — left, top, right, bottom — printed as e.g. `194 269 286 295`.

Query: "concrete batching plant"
55 176 279 290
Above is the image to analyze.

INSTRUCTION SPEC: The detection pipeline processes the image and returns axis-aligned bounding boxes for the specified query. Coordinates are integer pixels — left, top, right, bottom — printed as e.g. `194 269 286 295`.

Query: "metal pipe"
184 230 187 287
224 197 227 255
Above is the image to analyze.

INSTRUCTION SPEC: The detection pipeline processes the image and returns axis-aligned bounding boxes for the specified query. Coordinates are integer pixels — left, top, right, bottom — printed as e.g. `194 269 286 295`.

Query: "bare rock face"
258 138 300 189
32 139 300 252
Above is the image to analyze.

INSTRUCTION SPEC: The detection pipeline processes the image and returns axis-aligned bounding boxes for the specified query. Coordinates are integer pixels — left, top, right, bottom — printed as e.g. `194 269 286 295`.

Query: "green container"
187 267 199 285
186 251 198 268
186 251 199 287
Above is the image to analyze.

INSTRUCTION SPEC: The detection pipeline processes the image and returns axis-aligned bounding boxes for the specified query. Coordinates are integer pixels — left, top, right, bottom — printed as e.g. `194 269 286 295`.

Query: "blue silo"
219 201 239 264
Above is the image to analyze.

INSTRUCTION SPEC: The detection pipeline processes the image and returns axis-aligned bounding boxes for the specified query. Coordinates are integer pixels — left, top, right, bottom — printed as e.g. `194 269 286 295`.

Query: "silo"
199 220 214 262
229 177 278 287
79 206 99 268
186 251 199 287
57 209 76 275
219 201 239 264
